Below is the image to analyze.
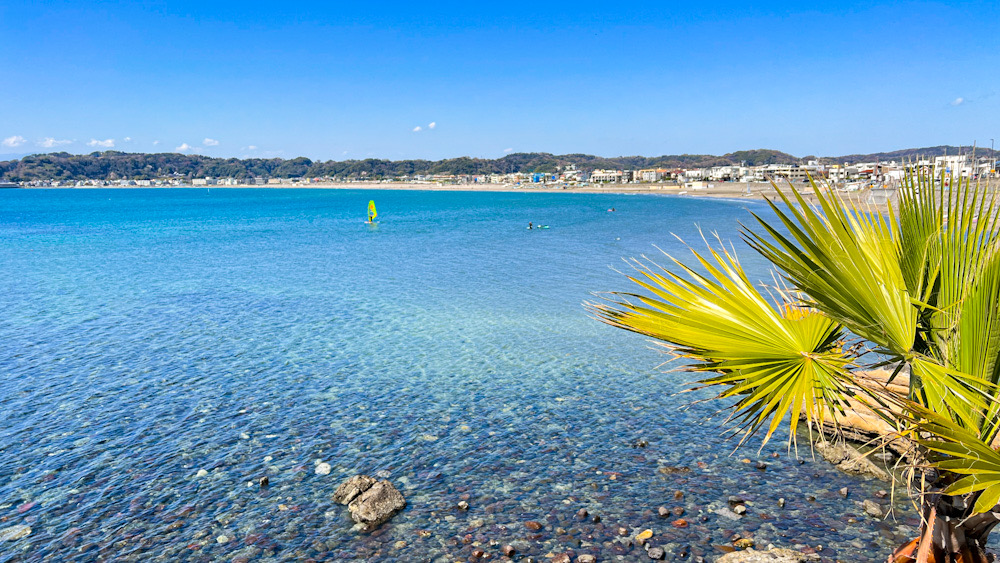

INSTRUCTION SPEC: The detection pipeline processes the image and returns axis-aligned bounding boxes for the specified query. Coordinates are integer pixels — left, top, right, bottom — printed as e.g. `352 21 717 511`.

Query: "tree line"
1 147 992 182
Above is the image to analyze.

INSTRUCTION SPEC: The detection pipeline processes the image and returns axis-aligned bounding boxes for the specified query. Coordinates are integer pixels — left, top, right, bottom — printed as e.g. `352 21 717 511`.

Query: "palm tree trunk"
890 493 999 563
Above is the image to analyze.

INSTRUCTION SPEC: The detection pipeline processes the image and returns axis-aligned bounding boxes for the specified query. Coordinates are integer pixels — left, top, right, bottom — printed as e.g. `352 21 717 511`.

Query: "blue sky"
1 1 998 160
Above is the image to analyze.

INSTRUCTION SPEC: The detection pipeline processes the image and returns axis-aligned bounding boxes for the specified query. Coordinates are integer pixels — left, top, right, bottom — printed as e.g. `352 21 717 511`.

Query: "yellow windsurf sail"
367 200 377 222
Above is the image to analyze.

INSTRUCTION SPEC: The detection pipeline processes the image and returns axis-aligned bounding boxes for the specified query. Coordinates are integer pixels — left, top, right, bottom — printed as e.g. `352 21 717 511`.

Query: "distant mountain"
1 146 996 182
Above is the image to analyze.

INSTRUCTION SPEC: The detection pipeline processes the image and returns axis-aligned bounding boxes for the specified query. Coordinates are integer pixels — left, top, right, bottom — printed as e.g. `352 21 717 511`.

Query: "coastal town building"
637 168 669 182
589 169 632 183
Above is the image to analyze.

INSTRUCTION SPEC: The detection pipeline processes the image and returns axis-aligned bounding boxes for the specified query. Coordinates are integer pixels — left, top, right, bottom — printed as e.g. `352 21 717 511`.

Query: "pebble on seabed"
315 462 331 475
0 525 32 541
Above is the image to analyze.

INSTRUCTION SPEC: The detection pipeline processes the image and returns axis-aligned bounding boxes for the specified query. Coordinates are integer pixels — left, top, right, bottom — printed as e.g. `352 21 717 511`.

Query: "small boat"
365 200 378 224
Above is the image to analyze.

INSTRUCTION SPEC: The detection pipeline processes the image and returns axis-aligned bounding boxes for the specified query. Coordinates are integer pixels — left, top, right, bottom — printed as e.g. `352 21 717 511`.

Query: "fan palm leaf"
588 239 856 449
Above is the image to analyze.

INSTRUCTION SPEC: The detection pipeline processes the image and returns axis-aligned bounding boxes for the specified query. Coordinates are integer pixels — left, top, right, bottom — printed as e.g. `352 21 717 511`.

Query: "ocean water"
0 188 918 562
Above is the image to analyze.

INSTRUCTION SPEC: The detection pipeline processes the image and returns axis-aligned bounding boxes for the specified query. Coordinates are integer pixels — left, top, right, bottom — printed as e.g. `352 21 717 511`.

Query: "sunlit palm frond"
587 239 855 448
743 181 917 358
912 406 1000 513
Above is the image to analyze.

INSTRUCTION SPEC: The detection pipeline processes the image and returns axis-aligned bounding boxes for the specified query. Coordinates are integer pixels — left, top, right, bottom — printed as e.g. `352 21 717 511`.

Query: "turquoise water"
1 188 917 561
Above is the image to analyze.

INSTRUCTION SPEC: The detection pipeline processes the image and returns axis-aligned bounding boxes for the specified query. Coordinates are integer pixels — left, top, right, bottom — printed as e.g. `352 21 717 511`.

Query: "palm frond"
743 181 917 358
912 406 1000 514
587 238 855 448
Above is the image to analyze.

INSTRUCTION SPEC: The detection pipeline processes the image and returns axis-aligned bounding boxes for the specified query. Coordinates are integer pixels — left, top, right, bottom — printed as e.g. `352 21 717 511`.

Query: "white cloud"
428 122 436 129
951 97 965 106
412 126 422 132
2 135 26 148
123 136 132 142
38 137 72 148
87 138 115 148
248 145 257 150
152 140 160 146
503 148 514 153
176 143 192 152
203 138 219 146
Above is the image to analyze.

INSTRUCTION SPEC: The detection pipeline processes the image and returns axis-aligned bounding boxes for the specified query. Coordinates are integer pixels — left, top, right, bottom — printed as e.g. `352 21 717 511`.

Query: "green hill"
2 146 996 182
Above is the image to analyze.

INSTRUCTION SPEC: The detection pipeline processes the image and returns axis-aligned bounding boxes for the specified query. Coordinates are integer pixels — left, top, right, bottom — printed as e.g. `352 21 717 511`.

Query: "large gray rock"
348 479 406 529
815 441 890 482
717 547 817 562
333 474 376 505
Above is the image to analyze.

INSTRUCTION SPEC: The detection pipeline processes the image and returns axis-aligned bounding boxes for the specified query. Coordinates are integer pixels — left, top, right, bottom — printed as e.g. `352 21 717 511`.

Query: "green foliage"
590 171 1000 518
3 145 996 182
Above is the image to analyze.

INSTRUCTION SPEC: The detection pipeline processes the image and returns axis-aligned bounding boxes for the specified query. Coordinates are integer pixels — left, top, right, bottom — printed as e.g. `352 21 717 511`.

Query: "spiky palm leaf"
588 239 856 449
592 172 1000 525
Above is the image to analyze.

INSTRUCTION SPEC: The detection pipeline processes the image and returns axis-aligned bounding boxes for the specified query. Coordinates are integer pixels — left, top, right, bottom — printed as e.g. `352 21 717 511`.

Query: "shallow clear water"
1 188 919 562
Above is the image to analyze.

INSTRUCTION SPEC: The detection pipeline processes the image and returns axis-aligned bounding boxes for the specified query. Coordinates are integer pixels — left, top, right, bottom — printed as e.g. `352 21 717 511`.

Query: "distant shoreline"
20 181 824 203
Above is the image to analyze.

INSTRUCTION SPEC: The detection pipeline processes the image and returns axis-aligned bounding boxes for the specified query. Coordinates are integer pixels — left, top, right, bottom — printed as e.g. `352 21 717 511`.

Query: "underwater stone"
578 555 597 563
347 479 406 529
333 474 376 505
0 525 32 541
647 546 666 559
524 521 543 531
815 442 890 481
862 499 883 518
657 506 670 518
717 547 815 562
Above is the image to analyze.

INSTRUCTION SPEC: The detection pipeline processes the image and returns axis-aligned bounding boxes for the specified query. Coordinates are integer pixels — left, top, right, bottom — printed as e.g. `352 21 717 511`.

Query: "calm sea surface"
0 188 918 562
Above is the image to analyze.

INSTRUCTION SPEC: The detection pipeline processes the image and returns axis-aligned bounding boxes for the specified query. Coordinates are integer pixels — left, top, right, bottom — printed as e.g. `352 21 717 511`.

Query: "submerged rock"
347 479 406 529
0 525 32 541
815 441 890 481
863 499 884 518
717 547 816 562
333 474 377 505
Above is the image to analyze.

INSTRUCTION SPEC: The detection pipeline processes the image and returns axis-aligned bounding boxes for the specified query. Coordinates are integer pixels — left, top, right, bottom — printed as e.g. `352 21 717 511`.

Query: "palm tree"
588 173 1000 563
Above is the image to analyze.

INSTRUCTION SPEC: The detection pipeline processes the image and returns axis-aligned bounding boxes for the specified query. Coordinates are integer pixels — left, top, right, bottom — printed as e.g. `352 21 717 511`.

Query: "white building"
589 169 624 183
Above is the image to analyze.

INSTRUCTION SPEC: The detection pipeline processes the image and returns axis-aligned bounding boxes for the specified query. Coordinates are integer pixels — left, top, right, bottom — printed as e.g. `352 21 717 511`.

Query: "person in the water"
528 222 533 229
